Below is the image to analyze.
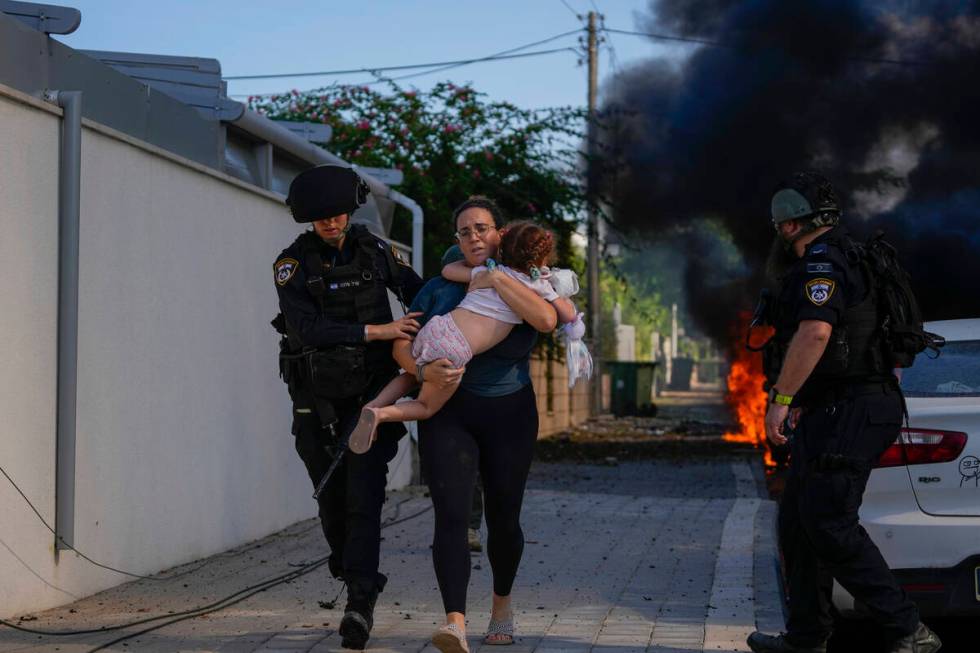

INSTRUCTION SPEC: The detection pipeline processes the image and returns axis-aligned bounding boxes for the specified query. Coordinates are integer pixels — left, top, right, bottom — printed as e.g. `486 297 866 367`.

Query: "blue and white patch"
805 278 836 306
806 262 834 274
328 280 359 291
809 243 828 255
274 258 298 286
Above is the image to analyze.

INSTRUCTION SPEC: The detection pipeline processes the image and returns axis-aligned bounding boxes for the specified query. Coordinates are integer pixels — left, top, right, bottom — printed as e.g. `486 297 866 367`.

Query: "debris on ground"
535 393 763 462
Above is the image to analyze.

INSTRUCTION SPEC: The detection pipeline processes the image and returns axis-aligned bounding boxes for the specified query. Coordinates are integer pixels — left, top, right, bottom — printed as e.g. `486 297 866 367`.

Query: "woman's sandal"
432 623 470 653
483 613 515 646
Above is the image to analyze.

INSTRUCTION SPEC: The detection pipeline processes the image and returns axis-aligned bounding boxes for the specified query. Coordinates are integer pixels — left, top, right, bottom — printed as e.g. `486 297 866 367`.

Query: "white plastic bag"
559 312 593 388
543 267 580 298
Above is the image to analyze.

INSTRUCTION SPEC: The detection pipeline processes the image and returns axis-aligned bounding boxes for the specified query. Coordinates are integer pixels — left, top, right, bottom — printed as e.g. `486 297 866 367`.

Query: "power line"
0 464 210 582
233 46 578 98
224 37 582 82
362 28 584 86
0 557 329 638
605 35 620 74
604 27 729 48
0 498 431 647
229 29 585 97
83 506 435 652
558 0 583 21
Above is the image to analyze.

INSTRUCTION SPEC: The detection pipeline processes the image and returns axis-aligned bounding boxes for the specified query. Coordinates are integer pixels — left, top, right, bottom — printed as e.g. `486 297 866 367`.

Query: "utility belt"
279 340 378 430
799 379 898 408
279 342 371 400
810 452 871 474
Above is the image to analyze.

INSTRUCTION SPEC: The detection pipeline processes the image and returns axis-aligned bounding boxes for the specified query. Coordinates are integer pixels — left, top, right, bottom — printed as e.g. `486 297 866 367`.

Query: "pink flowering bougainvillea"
249 81 588 273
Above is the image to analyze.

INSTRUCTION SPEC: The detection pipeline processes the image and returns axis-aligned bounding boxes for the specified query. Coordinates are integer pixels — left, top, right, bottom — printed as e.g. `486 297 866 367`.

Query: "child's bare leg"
349 373 418 454
365 372 418 408
375 380 457 423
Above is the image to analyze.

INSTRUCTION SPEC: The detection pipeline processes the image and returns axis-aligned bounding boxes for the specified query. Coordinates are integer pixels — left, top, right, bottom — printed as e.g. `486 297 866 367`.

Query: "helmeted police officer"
747 173 941 653
273 165 424 650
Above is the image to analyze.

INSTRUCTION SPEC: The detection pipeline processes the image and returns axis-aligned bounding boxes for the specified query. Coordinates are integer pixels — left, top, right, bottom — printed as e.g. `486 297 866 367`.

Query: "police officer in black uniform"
273 165 424 650
747 173 941 653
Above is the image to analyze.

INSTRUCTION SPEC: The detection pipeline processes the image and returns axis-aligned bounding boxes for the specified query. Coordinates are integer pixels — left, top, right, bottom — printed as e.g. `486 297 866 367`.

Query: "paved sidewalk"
0 459 782 653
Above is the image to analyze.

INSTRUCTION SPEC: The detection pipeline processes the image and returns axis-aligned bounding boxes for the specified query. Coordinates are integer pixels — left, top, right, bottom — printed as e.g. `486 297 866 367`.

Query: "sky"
53 0 683 111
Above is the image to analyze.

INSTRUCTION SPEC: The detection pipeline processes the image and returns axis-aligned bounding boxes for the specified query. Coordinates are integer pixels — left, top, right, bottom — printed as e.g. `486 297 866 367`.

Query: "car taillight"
875 428 968 468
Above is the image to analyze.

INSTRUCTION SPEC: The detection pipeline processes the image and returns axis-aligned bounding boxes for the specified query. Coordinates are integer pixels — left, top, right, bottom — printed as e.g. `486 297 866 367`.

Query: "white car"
834 318 980 617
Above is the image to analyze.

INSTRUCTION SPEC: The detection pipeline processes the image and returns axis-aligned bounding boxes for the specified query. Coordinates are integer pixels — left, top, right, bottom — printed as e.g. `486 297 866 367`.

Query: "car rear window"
901 340 980 397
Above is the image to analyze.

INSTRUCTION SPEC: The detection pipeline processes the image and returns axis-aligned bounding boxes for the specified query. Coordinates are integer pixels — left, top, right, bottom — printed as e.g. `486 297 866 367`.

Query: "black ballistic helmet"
286 165 370 223
771 171 842 226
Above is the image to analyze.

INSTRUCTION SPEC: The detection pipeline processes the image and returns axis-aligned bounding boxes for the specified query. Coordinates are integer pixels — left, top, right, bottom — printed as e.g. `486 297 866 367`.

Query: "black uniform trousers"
778 384 919 647
292 372 404 591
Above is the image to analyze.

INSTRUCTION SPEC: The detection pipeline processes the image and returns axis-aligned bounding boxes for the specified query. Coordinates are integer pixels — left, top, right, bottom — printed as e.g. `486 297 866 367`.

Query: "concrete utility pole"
586 11 602 415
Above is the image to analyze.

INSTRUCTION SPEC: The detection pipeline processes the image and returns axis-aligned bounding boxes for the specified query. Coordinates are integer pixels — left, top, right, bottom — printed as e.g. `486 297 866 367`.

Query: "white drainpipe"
44 89 82 553
386 190 424 275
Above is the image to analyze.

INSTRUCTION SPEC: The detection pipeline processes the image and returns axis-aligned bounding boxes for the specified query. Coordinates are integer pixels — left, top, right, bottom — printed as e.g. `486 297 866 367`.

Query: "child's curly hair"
498 221 556 274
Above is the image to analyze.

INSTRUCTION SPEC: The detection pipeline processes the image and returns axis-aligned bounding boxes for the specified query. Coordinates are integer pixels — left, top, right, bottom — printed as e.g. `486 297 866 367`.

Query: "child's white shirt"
456 265 559 324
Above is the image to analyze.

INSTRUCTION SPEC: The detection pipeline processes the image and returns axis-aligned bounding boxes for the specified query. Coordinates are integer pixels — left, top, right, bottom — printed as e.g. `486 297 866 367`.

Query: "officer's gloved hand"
366 312 423 341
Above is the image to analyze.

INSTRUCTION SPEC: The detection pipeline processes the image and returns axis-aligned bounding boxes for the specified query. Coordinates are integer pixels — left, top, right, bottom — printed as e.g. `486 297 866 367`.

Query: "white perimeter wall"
0 87 411 618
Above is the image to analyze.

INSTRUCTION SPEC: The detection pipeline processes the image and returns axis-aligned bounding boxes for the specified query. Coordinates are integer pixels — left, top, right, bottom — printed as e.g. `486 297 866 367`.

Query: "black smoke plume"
598 0 980 345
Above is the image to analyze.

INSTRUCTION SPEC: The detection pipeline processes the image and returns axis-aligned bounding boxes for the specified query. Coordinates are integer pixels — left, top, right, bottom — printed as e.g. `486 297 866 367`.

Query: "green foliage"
250 83 588 274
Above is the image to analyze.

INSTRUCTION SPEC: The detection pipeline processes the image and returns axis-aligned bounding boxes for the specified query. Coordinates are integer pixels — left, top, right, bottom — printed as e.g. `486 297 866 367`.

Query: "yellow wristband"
772 391 793 406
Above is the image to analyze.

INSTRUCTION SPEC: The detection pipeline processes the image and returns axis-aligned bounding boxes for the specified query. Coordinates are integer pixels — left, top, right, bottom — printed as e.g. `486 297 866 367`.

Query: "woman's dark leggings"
418 384 539 615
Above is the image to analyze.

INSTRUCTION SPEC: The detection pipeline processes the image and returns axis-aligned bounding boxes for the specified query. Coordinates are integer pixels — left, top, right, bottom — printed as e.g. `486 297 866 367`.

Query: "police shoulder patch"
274 258 299 286
391 245 409 266
805 277 836 306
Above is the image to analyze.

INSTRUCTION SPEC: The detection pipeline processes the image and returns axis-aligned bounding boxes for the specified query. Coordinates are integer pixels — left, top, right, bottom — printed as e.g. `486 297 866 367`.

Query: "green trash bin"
606 361 659 417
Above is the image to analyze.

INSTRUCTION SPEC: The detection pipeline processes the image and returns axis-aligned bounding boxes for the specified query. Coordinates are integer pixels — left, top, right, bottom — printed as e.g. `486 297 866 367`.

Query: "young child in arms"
348 221 578 453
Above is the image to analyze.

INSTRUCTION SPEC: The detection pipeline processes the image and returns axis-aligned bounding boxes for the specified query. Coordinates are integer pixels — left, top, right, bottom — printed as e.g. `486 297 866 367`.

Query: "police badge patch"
274 258 299 286
805 278 835 306
391 245 408 265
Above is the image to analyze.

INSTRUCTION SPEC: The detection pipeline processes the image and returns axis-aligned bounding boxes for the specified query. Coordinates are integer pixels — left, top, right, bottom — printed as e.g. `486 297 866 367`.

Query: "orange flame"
723 312 776 467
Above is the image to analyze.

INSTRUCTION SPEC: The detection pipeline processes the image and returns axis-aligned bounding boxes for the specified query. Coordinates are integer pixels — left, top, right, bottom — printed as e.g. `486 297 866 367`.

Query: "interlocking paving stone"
0 460 782 652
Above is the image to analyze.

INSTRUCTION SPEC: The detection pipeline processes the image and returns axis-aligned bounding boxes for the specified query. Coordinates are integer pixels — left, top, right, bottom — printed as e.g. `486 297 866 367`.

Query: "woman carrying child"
349 220 576 446
358 197 581 652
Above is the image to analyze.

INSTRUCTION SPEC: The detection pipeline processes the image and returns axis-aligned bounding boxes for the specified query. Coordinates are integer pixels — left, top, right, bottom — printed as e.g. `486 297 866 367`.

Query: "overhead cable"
364 28 585 85
558 0 583 21
224 37 582 81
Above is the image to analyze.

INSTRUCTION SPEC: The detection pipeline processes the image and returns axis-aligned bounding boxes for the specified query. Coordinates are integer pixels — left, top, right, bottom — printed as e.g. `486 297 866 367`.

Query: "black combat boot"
339 573 387 650
747 631 827 653
888 622 942 653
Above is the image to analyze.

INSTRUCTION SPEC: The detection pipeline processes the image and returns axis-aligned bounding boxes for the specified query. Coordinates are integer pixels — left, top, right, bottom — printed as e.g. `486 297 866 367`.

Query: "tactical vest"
297 226 396 327
275 226 404 420
766 235 888 388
